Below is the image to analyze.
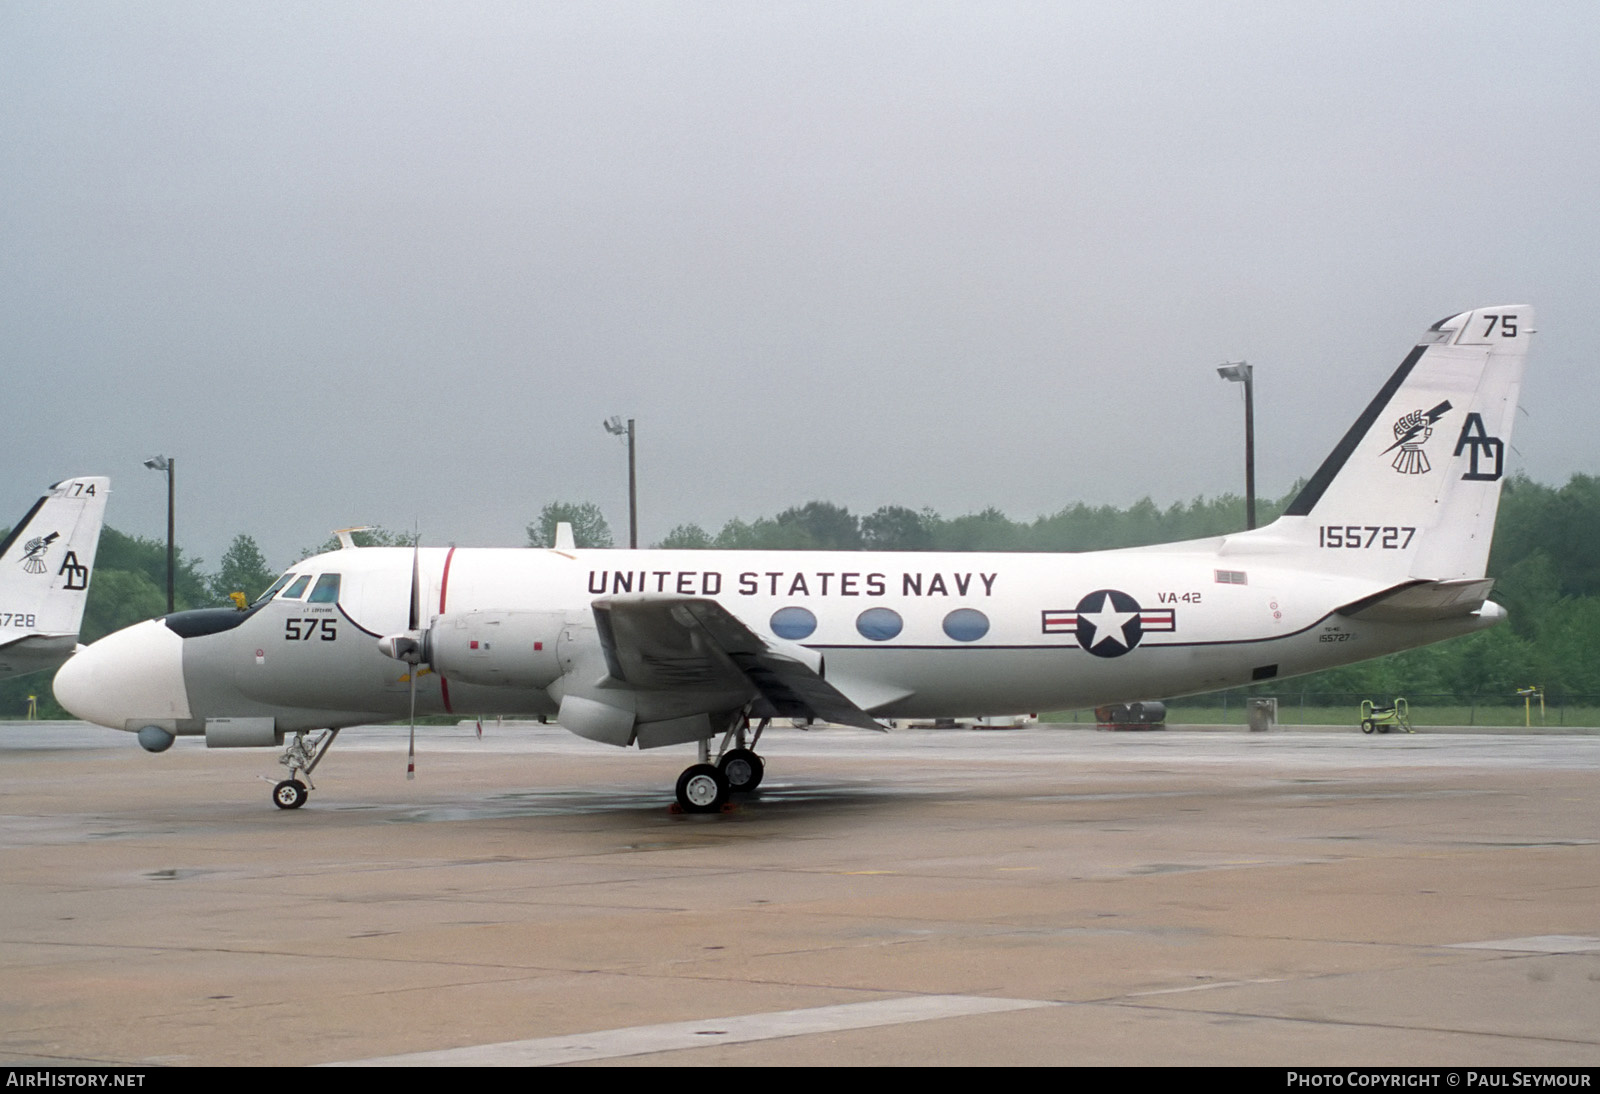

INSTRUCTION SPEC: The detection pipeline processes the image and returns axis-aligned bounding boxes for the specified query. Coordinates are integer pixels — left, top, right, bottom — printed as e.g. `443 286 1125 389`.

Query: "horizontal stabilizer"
593 595 886 731
0 634 80 677
1337 578 1495 623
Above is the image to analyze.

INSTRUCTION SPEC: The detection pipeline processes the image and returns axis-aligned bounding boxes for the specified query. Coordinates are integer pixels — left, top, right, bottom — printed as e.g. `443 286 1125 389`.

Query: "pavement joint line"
322 994 1057 1066
1447 934 1600 953
1125 977 1287 996
1105 998 1600 1049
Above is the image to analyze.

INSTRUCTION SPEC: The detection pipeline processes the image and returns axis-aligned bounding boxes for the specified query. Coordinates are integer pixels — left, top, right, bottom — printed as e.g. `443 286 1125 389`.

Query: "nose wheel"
273 779 309 809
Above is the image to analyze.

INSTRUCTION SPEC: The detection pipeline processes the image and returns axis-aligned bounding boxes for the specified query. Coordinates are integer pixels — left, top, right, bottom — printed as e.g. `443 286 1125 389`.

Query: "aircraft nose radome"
53 619 192 730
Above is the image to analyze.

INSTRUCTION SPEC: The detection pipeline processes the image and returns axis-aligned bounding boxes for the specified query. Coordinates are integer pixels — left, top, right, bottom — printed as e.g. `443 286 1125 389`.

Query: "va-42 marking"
1319 525 1416 549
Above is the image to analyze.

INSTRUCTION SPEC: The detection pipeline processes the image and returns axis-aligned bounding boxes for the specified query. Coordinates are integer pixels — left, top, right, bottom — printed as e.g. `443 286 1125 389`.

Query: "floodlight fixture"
145 455 176 612
602 417 638 548
1215 361 1256 530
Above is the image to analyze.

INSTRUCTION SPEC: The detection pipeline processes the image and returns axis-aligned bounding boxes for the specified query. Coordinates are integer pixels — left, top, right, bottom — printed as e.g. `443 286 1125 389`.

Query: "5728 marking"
1319 525 1416 549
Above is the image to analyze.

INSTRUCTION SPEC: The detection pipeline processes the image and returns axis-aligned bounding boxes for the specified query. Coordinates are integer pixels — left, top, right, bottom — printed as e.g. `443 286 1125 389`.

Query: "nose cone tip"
53 619 192 730
51 649 91 721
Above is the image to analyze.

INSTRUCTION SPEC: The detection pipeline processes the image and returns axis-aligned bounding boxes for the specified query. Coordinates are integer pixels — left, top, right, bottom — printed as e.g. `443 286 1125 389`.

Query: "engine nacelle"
426 610 566 688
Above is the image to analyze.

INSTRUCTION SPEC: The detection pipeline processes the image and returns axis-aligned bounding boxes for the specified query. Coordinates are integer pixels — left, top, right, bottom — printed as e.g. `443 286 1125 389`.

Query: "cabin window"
307 573 342 603
942 608 990 642
856 607 903 642
281 575 312 599
770 606 817 640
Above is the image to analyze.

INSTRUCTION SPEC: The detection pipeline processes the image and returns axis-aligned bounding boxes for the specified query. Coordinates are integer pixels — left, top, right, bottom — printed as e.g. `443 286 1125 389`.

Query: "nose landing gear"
268 728 339 809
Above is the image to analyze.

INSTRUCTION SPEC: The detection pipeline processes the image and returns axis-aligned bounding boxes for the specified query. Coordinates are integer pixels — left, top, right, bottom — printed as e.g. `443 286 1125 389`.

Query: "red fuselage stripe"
439 546 458 713
439 546 457 614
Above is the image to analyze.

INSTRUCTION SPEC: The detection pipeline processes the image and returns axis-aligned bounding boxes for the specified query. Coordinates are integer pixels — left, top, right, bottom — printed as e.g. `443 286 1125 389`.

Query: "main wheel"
675 764 729 813
273 779 308 809
719 748 765 793
1360 720 1375 734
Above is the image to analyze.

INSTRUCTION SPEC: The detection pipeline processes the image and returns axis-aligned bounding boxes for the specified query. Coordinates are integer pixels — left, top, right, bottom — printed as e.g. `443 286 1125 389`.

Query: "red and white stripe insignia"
1041 605 1178 638
1041 610 1078 633
1138 609 1176 631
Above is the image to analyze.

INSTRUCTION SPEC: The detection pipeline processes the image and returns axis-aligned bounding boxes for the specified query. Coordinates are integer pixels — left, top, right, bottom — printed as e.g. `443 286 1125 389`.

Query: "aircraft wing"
592 595 886 730
1337 578 1496 623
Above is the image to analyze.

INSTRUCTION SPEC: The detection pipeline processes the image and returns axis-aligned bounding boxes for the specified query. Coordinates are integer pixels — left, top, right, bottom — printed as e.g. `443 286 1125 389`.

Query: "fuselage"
53 537 1500 742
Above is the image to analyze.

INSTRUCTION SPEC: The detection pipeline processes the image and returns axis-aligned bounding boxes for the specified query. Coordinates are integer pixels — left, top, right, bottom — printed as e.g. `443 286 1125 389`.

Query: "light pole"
1216 362 1256 530
144 456 175 612
603 416 637 548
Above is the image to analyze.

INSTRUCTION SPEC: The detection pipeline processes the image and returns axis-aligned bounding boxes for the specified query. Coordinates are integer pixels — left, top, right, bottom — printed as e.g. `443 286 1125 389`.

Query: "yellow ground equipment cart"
1360 698 1413 734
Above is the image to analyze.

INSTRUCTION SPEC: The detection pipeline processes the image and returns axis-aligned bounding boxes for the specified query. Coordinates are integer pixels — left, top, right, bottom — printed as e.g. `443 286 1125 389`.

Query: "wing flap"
594 596 886 731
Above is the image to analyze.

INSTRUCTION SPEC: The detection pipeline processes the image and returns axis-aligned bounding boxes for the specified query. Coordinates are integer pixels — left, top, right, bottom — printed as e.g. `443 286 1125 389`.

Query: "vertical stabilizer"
0 477 110 677
1263 307 1531 582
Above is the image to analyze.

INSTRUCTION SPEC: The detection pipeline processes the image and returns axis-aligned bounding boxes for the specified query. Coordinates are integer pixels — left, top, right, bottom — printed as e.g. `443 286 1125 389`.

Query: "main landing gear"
673 714 769 813
269 728 340 809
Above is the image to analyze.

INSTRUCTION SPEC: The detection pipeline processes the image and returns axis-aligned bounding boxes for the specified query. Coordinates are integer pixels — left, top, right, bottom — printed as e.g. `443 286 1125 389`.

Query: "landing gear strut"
269 728 339 809
673 714 769 812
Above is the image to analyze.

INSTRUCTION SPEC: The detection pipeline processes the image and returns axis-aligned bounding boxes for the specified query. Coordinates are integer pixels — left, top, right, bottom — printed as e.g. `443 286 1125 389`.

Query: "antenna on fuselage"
334 526 373 550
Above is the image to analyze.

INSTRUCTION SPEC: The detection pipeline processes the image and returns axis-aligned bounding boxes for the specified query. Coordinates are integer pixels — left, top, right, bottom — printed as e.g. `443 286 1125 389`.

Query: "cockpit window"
255 573 298 605
307 573 341 603
281 575 312 599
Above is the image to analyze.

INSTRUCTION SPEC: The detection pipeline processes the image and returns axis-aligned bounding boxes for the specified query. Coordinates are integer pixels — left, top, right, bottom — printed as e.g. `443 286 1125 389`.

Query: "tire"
719 748 764 793
675 764 729 813
273 779 308 810
1361 720 1375 734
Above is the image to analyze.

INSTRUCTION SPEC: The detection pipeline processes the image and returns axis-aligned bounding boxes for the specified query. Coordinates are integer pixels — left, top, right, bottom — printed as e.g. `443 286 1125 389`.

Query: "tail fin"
1263 307 1531 582
0 476 110 678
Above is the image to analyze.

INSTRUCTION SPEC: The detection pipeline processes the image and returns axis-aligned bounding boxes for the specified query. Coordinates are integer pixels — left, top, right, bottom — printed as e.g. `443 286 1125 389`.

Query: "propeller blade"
407 665 417 781
406 540 421 780
408 544 422 633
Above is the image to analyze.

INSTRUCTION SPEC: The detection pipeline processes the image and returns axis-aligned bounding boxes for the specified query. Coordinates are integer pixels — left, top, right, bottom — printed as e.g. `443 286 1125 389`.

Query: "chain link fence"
1122 689 1594 728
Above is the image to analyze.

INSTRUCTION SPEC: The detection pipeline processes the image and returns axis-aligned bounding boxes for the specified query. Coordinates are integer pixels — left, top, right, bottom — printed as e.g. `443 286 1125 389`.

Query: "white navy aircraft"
0 477 109 679
56 307 1530 812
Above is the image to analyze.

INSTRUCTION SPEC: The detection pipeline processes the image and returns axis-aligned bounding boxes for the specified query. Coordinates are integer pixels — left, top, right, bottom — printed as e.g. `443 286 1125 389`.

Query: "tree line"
507 475 1600 706
5 474 1597 717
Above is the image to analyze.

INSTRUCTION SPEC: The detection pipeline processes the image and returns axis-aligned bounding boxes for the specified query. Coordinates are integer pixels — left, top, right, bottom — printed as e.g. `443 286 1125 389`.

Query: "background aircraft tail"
0 477 110 676
1253 307 1531 583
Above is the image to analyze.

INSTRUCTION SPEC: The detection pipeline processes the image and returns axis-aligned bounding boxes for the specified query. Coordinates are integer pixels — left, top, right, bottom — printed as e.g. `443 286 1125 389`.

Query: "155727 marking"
1319 525 1416 549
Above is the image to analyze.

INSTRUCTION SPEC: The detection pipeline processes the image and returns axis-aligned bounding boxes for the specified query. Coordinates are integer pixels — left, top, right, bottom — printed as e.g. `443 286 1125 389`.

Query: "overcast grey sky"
5 1 1595 572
